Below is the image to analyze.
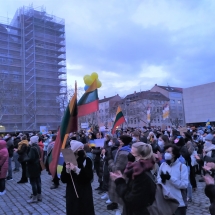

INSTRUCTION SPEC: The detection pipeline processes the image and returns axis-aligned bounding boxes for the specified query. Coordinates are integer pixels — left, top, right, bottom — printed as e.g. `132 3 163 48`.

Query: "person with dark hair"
13 134 21 172
158 135 169 152
157 144 188 215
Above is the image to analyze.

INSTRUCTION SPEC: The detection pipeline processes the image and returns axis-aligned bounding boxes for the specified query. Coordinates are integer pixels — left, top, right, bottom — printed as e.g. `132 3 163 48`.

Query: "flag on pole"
49 81 78 178
163 103 170 120
78 80 99 116
111 106 126 134
147 107 151 122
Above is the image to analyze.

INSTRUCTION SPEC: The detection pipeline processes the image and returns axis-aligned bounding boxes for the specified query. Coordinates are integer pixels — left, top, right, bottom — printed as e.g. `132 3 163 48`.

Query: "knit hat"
70 140 84 152
119 135 132 146
205 133 214 141
30 136 39 144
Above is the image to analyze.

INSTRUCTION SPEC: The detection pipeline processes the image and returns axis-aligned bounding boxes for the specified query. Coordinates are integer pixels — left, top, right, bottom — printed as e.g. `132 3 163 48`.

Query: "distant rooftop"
155 84 183 93
124 91 169 101
99 95 120 103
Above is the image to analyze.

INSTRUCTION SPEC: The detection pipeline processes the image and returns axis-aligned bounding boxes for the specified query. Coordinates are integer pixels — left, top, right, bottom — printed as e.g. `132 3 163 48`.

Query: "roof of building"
155 84 183 93
99 95 120 103
124 91 169 101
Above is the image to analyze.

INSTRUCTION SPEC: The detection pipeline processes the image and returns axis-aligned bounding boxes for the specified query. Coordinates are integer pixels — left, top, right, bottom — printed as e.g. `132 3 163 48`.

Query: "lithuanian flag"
112 106 126 134
49 82 78 178
78 80 99 116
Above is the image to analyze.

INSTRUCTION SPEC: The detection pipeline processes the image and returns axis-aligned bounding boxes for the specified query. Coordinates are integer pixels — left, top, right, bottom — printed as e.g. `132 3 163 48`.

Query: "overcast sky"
1 0 215 98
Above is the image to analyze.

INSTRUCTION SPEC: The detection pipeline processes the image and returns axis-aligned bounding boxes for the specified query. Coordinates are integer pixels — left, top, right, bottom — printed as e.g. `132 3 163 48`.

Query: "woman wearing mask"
157 144 188 215
158 135 169 152
110 142 156 215
61 140 95 215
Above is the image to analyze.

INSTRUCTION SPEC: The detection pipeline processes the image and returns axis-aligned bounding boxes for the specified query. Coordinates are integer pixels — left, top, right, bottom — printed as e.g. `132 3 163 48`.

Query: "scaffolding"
0 6 67 132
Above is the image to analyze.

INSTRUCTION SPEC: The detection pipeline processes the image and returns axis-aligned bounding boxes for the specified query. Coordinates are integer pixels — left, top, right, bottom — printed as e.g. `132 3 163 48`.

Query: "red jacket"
0 140 9 178
38 141 44 160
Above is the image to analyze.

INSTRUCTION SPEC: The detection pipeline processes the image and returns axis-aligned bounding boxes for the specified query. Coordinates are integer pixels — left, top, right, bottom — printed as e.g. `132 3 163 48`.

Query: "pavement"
0 161 211 215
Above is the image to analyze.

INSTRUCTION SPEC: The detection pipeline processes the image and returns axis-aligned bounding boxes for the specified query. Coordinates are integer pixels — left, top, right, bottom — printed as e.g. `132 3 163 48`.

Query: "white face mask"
158 140 164 148
164 152 172 161
108 142 112 146
132 137 137 142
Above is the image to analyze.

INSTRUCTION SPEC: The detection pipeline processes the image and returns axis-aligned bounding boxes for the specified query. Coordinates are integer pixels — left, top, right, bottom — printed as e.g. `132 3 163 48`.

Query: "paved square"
0 161 211 215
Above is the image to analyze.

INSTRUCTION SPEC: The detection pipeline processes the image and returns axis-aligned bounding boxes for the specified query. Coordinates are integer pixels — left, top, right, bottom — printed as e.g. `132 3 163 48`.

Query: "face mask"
158 140 164 147
108 142 113 146
205 141 211 147
127 153 135 162
164 152 172 161
77 150 85 157
132 137 137 142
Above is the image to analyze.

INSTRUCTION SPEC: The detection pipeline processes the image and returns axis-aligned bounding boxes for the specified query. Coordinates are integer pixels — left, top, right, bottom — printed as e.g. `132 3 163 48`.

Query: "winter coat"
6 137 14 158
98 154 109 191
26 143 41 178
157 159 188 207
108 146 130 204
61 156 95 215
115 172 153 215
0 140 9 179
205 184 215 215
92 147 101 164
38 141 44 160
17 140 29 163
17 140 29 151
13 137 21 149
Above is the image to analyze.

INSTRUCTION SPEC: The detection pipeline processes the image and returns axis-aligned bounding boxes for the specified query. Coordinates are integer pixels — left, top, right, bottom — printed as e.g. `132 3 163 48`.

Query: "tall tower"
0 6 67 132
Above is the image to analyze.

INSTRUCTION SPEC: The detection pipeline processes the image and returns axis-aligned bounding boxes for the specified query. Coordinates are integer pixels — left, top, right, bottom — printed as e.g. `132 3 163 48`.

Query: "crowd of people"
0 125 215 215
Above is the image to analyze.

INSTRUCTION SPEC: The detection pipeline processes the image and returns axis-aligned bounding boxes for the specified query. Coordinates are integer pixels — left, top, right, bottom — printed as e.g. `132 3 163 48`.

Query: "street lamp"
125 99 130 128
14 124 18 134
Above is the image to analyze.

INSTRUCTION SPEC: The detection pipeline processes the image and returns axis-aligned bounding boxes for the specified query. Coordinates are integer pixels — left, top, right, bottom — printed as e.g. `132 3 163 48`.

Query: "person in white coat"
157 144 188 215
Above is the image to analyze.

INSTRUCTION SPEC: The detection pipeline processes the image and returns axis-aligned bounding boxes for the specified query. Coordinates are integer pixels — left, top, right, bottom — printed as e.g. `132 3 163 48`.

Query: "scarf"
124 158 155 180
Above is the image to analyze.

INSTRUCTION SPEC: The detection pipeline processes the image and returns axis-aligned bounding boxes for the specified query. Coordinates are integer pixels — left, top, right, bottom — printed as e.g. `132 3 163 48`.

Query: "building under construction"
0 6 67 132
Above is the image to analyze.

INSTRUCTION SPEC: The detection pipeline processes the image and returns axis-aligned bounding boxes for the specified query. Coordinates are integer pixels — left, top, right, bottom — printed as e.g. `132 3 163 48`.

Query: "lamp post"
125 99 130 128
14 124 18 134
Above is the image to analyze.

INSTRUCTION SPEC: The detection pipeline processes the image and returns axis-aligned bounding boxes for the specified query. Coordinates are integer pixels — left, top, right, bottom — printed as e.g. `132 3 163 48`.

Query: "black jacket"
61 156 95 215
205 184 215 215
115 171 156 215
6 137 14 157
13 137 21 149
26 144 41 178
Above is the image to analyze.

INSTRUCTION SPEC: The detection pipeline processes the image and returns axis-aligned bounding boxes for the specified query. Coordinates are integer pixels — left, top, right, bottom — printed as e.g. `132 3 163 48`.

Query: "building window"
134 118 136 124
178 100 181 104
130 118 133 124
171 99 175 104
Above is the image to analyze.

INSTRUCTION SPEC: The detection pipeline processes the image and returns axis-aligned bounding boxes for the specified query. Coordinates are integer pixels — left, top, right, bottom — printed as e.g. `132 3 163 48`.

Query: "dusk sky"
1 0 215 98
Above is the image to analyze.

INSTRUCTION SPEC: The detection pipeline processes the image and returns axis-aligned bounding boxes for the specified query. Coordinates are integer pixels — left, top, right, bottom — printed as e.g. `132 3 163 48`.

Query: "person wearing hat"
107 135 132 214
61 140 95 215
26 135 42 203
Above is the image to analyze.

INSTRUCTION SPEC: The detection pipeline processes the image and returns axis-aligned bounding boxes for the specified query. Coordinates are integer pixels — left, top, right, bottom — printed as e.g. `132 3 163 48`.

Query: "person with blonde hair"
110 142 156 215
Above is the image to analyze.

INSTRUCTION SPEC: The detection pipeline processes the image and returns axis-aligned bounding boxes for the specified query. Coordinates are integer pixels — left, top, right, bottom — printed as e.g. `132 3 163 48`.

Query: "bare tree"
56 86 84 112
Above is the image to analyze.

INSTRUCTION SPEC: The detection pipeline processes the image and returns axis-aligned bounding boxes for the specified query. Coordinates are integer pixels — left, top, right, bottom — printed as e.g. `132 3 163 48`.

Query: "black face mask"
127 153 135 162
77 150 85 157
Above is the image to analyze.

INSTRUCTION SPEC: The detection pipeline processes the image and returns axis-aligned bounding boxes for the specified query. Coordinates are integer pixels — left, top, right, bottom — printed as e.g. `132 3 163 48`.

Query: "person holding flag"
61 140 95 215
49 79 99 215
